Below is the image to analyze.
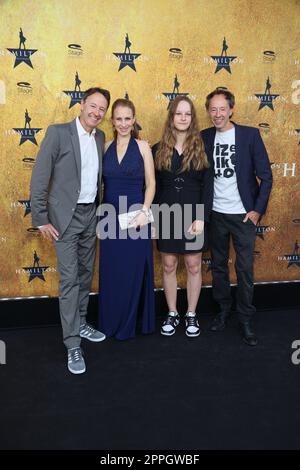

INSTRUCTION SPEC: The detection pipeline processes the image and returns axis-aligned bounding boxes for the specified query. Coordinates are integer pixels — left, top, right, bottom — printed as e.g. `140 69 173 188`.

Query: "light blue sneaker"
79 323 106 342
67 347 86 374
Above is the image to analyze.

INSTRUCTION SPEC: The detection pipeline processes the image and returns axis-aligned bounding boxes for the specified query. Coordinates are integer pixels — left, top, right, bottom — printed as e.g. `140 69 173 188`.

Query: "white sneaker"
161 312 180 336
185 312 200 337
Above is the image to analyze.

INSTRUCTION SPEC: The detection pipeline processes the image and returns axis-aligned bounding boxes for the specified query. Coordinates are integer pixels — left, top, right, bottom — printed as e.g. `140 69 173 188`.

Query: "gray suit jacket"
30 119 105 236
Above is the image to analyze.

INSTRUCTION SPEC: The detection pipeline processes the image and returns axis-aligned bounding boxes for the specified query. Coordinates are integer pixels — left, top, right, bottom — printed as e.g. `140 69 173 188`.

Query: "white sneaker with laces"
161 311 180 336
185 312 201 337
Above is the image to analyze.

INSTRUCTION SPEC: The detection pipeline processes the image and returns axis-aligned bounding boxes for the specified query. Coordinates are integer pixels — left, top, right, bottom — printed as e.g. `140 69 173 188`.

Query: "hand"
38 223 59 241
243 211 260 226
187 220 204 236
128 211 148 228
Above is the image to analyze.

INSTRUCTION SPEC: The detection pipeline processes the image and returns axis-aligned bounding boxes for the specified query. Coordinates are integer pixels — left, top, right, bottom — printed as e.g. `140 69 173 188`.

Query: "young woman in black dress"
152 96 213 337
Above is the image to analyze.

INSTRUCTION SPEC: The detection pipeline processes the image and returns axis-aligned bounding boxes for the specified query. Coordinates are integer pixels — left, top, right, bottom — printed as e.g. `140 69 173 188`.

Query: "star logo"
202 257 212 273
210 37 237 74
162 74 189 109
23 251 49 282
13 109 42 146
255 225 270 240
63 71 84 108
255 77 279 111
285 241 300 268
18 199 31 217
113 33 141 71
7 28 37 68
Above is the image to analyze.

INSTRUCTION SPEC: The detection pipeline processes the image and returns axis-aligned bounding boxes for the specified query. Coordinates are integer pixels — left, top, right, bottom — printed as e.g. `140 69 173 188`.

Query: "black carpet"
1 308 300 450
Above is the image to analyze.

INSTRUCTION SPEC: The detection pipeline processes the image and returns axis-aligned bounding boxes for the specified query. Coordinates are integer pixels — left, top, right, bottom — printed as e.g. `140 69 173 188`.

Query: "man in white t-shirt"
201 89 272 346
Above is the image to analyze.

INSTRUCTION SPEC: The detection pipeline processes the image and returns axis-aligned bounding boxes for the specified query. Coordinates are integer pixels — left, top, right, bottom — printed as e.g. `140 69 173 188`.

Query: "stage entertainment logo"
255 77 280 111
162 74 189 109
210 37 237 74
63 71 84 108
22 251 49 282
113 34 141 71
258 123 270 135
169 47 183 61
7 28 38 68
263 50 276 63
67 43 83 57
17 81 33 95
13 109 42 146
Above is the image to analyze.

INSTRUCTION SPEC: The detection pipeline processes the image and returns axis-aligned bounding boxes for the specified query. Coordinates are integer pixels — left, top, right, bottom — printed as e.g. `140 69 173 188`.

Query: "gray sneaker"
79 323 106 342
67 347 86 374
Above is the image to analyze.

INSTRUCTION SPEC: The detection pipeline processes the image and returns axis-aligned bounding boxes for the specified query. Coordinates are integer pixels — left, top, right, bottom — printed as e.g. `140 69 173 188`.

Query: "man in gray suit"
30 87 110 374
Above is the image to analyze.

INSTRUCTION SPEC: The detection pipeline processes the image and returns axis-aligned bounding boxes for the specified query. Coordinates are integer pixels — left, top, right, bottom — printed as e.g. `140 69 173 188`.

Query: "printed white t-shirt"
212 127 246 214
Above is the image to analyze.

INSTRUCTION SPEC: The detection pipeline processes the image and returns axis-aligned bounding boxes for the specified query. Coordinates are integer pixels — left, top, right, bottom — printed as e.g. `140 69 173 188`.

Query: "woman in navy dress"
153 96 213 338
98 99 156 340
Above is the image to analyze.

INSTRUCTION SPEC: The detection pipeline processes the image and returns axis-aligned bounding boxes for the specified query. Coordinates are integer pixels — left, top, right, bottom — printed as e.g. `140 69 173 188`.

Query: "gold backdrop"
0 0 299 298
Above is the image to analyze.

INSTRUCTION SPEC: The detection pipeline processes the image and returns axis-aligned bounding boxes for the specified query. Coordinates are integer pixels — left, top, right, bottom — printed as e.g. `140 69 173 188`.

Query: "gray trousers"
54 203 97 349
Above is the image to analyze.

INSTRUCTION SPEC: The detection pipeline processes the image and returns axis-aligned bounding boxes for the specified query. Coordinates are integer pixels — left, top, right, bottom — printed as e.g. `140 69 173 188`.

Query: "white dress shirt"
76 117 99 203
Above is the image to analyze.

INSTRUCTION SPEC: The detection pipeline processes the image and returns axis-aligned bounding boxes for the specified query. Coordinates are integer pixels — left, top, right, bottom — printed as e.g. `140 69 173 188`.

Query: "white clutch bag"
118 209 154 230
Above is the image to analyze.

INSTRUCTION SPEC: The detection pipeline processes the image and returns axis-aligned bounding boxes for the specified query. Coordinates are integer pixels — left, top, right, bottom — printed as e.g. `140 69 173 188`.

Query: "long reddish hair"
155 96 208 172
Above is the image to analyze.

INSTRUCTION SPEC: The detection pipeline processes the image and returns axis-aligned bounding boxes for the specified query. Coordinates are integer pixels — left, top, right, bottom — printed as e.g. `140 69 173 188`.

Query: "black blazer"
201 123 273 215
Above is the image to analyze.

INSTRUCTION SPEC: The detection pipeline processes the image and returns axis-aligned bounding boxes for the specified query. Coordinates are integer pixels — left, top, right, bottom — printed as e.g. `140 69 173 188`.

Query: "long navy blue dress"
98 138 155 340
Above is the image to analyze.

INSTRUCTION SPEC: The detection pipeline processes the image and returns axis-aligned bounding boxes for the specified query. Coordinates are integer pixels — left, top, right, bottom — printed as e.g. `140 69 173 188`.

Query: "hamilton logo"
18 199 31 217
7 28 38 68
255 77 279 111
255 223 275 240
210 37 237 74
113 34 141 71
23 251 49 282
13 109 42 146
279 241 300 268
202 256 212 273
63 71 84 108
162 74 189 109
